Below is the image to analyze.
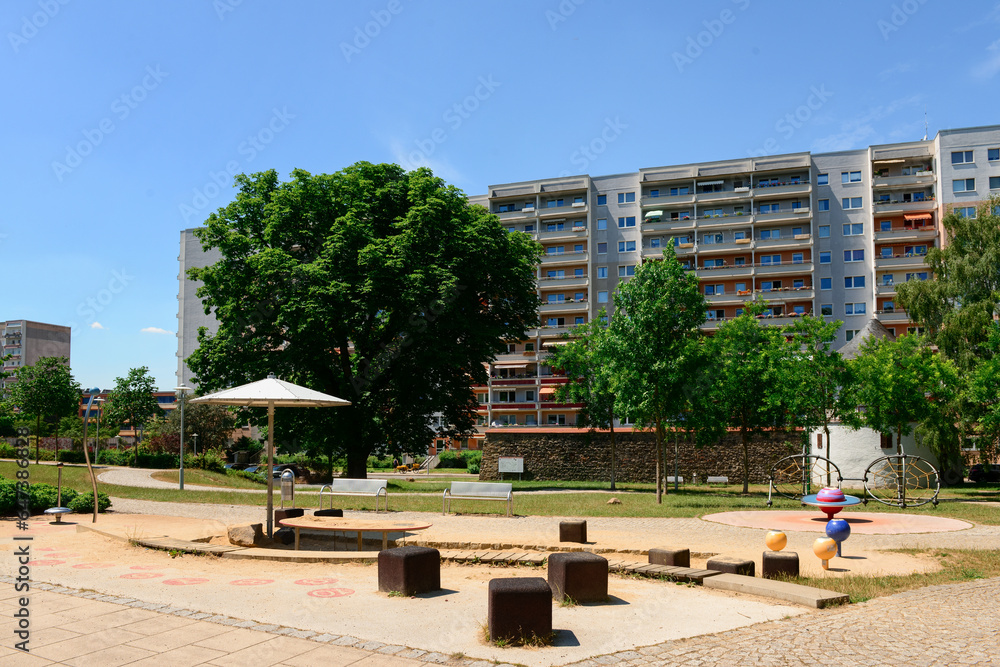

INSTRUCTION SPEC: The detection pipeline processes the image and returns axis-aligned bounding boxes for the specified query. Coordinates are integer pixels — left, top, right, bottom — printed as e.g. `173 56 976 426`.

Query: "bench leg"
294 527 300 551
357 532 363 552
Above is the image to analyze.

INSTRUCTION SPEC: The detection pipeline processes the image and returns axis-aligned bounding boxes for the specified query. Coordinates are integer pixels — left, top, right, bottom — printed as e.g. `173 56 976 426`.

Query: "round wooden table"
278 515 432 551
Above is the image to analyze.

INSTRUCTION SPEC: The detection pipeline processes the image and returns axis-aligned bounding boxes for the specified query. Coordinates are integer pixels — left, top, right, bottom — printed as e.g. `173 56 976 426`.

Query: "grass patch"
788 549 1000 603
150 469 265 490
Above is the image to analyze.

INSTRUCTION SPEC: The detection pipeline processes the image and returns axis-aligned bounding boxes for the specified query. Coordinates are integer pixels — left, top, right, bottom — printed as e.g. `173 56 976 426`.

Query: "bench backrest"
330 479 387 493
450 481 512 498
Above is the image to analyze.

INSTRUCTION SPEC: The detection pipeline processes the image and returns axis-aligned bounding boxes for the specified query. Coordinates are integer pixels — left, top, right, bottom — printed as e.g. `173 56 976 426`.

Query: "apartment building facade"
1 320 72 391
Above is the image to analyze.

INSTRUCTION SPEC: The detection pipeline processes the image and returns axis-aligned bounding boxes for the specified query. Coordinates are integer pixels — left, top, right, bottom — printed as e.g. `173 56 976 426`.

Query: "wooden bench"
442 481 513 516
319 479 388 512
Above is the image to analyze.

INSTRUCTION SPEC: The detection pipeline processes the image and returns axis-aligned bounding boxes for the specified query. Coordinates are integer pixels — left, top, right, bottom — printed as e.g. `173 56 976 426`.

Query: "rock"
228 523 268 547
607 497 621 505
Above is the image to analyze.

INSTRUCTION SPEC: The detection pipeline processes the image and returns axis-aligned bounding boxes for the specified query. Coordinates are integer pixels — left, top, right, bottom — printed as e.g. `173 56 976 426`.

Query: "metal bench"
706 476 729 484
319 478 388 512
442 481 513 516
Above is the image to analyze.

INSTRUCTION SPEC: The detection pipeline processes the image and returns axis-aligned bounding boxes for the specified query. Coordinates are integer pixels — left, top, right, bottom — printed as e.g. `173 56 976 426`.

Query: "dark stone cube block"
706 555 755 577
313 508 344 518
648 547 690 568
274 508 304 523
762 551 799 579
548 552 608 603
488 577 552 643
559 520 587 543
273 526 295 545
378 545 440 596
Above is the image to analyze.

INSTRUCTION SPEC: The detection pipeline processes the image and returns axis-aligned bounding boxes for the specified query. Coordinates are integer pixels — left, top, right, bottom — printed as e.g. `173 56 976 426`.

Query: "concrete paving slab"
703 573 849 608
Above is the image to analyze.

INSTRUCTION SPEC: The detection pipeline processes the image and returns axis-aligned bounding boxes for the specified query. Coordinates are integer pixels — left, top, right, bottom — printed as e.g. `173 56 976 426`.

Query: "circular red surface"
162 577 209 586
229 578 274 586
120 573 163 580
307 588 354 598
72 563 115 569
27 560 65 566
130 565 162 570
702 510 973 535
36 547 57 552
294 577 338 586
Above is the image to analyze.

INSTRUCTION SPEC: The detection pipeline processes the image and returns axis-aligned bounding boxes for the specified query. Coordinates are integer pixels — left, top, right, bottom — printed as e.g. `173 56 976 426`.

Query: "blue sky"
4 0 1000 391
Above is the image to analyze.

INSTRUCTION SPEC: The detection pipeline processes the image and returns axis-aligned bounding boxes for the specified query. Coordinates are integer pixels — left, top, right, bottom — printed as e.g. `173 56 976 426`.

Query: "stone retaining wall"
480 430 802 484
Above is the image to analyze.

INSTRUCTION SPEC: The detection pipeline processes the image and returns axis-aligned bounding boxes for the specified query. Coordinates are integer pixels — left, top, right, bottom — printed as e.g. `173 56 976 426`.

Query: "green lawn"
4 461 998 523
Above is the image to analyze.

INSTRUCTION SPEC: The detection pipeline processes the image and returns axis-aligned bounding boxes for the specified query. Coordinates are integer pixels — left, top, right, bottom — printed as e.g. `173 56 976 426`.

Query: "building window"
703 233 723 244
650 238 661 248
575 316 585 324
953 178 975 193
574 268 585 277
880 220 891 231
905 272 929 282
817 173 828 185
759 228 780 240
845 329 861 341
618 265 635 277
988 148 999 161
792 253 804 264
618 216 636 228
820 251 831 264
547 222 565 232
574 196 584 205
955 206 976 218
843 223 863 236
547 198 564 208
649 189 659 197
547 414 566 425
844 249 865 262
618 192 635 204
573 243 584 253
760 254 781 265
819 225 830 238
845 276 866 289
597 291 608 303
598 242 607 253
597 266 608 278
546 270 564 278
951 150 974 164
882 274 894 286
597 194 607 205
704 284 724 296
904 245 927 256
820 277 832 290
842 197 863 209
669 186 690 196
814 199 829 212
547 294 565 304
845 302 867 315
597 218 607 230
618 240 636 252
524 224 534 232
990 176 1000 190
820 304 833 316
841 171 862 183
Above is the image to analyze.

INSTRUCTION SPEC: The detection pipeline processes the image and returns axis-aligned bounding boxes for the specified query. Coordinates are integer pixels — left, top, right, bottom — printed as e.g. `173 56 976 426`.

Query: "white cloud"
90 322 105 330
140 327 172 335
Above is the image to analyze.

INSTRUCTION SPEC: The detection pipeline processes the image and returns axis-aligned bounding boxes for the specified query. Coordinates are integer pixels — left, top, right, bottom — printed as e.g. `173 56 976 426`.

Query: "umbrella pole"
267 403 275 538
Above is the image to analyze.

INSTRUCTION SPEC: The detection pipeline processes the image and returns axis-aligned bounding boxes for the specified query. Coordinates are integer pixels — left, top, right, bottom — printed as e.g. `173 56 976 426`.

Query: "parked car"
273 464 301 478
243 464 267 476
968 464 1000 483
224 463 248 471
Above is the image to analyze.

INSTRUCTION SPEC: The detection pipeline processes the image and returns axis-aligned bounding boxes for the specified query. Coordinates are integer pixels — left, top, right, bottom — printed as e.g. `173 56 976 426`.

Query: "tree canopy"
103 366 161 463
187 163 541 478
6 357 81 460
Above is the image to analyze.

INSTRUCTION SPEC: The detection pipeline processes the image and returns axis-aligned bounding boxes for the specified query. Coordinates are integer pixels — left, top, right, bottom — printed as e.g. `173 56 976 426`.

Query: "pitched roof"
838 318 896 359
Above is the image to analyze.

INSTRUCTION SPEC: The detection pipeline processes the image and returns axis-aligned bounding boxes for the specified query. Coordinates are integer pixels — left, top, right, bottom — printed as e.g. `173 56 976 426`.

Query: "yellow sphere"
765 531 787 551
813 537 838 561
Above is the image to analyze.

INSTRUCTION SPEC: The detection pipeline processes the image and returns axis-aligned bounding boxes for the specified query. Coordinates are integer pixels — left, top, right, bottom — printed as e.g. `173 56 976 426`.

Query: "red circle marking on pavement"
42 552 80 559
72 563 115 569
294 577 338 586
162 578 210 586
120 573 164 580
27 560 65 566
229 578 275 586
130 565 161 570
307 588 354 598
36 547 57 552
701 510 973 535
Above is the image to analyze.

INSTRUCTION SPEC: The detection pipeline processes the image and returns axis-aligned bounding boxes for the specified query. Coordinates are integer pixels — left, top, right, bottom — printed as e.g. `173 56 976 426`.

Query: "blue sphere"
825 518 851 544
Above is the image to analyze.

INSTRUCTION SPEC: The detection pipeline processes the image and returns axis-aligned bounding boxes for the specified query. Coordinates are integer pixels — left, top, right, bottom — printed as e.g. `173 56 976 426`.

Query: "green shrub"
184 450 226 473
0 478 16 513
135 452 179 469
0 443 17 458
28 483 78 511
96 449 129 466
436 451 467 469
461 450 483 466
232 469 267 484
367 454 395 470
67 491 111 513
56 450 88 464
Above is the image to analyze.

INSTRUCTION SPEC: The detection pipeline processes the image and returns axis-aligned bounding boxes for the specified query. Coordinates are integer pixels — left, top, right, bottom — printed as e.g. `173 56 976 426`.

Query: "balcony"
754 261 814 277
538 275 589 289
641 217 697 233
875 284 898 296
873 172 935 188
754 208 811 225
538 325 575 338
752 182 812 199
642 194 695 207
540 251 588 266
875 310 911 323
874 255 928 270
756 314 814 327
873 227 938 243
540 300 589 314
705 293 751 306
695 213 754 229
496 207 537 221
874 198 936 214
756 287 815 302
537 227 588 242
539 203 587 219
699 240 754 255
695 189 751 204
755 235 812 252
490 402 539 411
493 352 537 364
695 264 754 280
489 376 537 386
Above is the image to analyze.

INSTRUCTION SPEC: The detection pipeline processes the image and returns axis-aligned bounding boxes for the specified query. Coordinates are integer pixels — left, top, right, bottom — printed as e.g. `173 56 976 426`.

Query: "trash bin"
280 469 295 508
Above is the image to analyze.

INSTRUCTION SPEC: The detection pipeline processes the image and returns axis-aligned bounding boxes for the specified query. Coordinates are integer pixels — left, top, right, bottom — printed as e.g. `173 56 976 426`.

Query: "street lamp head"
174 384 192 395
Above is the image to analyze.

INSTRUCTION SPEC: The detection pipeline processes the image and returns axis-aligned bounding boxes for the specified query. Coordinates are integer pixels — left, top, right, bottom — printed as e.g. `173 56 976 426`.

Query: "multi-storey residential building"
1 320 72 391
176 124 1000 441
176 228 223 388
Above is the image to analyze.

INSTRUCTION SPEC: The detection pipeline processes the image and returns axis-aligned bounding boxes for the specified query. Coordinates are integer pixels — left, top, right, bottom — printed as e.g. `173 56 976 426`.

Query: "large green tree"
103 366 161 466
187 164 541 479
897 196 1000 371
709 302 794 493
608 247 706 501
546 310 620 489
967 322 1000 465
6 357 81 462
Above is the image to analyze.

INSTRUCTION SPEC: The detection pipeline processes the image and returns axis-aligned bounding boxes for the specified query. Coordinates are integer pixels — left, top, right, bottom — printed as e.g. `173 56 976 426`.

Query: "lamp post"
192 433 198 457
174 385 191 490
93 398 104 461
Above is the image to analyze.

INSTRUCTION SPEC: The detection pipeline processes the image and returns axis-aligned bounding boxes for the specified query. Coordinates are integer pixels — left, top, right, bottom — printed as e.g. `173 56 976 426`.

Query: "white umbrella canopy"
190 373 351 536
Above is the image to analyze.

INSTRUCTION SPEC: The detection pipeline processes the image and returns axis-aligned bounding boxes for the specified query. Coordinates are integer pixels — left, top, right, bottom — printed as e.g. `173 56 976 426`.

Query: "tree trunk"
346 448 368 479
741 425 750 494
608 405 616 491
35 415 41 464
654 416 662 504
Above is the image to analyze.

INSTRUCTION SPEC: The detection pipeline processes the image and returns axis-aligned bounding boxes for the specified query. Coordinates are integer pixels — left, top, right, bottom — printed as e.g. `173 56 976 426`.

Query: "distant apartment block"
1 320 72 390
176 124 1000 439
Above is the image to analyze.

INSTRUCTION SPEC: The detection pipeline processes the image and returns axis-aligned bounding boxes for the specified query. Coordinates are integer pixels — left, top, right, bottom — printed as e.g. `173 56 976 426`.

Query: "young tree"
6 357 81 463
187 164 541 479
608 247 706 501
103 367 162 467
967 323 1000 465
709 302 794 494
545 310 620 489
152 400 238 453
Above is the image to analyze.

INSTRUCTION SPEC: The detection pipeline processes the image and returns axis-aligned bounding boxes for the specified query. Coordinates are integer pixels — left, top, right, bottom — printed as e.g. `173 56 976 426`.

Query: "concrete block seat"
313 508 344 517
378 546 440 596
548 552 608 603
488 577 552 643
559 520 587 543
648 547 690 568
706 555 755 577
762 551 799 579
